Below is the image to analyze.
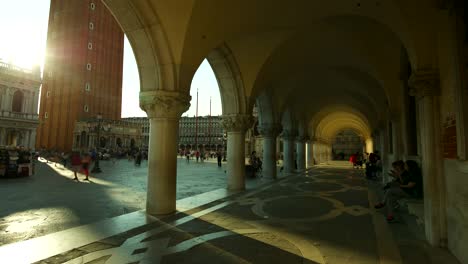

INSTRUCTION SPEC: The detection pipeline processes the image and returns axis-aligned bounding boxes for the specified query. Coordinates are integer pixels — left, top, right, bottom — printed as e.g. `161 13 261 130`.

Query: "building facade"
332 129 365 159
72 118 142 151
124 116 227 151
36 0 124 151
0 62 41 148
178 116 225 150
122 117 150 148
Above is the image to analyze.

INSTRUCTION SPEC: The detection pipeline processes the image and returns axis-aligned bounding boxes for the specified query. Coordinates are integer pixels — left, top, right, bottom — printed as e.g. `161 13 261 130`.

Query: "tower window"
85 82 91 91
48 71 53 78
88 42 93 50
46 91 51 97
89 22 94 30
84 105 89 112
44 112 49 119
90 2 96 10
86 63 92 71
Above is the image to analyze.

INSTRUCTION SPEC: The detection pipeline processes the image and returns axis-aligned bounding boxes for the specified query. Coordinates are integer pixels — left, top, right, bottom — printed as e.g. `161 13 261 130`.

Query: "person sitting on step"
374 160 421 222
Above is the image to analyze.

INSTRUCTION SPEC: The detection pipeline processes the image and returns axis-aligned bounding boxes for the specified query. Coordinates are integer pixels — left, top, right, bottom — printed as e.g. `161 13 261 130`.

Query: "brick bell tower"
36 0 124 151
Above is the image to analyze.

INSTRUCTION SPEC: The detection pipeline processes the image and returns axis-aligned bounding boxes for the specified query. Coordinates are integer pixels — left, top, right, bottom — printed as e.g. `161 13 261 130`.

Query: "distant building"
0 62 41 148
36 0 124 151
123 115 226 151
178 116 225 150
72 118 142 151
332 129 365 159
122 117 150 148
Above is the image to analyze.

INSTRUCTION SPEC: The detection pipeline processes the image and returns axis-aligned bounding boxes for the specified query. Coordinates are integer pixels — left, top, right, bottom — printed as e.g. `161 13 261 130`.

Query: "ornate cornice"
258 123 282 137
139 90 191 119
222 114 253 132
408 69 440 98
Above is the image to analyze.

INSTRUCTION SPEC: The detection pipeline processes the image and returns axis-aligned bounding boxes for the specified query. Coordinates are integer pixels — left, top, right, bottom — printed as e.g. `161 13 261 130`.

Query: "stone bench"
398 198 424 225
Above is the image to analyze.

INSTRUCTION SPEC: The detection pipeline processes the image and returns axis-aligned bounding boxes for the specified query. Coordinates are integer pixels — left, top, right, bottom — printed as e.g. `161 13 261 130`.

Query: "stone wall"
444 160 468 264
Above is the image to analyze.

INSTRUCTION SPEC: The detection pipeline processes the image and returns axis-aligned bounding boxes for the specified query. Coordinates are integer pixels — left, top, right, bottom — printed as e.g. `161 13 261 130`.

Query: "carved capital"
139 90 191 119
258 123 282 137
281 129 298 140
222 114 253 132
408 69 440 98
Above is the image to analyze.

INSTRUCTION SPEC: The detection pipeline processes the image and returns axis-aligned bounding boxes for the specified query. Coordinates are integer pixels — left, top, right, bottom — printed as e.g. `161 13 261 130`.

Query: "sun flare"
0 31 45 70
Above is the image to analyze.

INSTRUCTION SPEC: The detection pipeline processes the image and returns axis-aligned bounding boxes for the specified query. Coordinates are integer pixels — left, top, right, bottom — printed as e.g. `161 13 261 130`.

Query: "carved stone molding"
408 69 440 98
281 129 298 140
222 114 253 132
139 90 191 119
258 123 282 137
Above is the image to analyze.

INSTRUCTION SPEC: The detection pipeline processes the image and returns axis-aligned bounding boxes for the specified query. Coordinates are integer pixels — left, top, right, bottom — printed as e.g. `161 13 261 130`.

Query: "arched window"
12 91 24 112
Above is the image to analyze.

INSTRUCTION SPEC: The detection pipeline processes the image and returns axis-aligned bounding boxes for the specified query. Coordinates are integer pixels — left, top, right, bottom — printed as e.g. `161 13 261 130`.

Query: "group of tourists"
348 151 382 179
374 159 423 222
248 151 263 175
37 147 148 181
181 149 226 167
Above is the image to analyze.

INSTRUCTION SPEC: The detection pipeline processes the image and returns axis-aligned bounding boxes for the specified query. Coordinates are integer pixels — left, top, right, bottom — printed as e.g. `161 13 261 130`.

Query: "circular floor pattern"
263 196 334 219
297 182 343 192
314 174 347 180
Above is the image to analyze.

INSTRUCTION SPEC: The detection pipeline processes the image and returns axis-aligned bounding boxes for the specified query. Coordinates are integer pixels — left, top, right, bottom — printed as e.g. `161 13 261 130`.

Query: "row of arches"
0 90 24 113
100 1 468 260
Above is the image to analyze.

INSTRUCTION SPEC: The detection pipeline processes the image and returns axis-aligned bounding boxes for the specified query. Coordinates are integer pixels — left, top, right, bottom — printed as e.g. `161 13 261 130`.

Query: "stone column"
140 90 190 215
306 140 314 168
296 136 307 171
282 130 297 173
0 128 4 145
258 124 281 179
409 69 447 247
222 114 253 190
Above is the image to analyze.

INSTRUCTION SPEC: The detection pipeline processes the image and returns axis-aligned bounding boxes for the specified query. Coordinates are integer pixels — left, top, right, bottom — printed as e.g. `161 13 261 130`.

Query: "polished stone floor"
1 163 459 263
0 157 272 246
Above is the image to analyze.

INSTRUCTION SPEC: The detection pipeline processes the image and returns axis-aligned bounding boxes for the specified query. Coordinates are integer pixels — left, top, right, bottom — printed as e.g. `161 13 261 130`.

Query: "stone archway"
12 90 24 113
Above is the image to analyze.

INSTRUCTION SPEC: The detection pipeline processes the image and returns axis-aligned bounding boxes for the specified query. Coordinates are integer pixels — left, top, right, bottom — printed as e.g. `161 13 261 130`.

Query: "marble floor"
0 158 275 246
0 164 460 263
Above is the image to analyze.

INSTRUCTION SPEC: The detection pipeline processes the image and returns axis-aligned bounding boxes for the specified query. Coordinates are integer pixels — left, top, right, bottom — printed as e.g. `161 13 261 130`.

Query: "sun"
0 21 46 71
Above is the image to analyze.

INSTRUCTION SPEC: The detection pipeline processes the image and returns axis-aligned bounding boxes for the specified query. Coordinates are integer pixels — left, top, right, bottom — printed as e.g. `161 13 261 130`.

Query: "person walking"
81 153 91 181
135 151 142 166
70 151 81 181
61 152 69 168
217 150 222 167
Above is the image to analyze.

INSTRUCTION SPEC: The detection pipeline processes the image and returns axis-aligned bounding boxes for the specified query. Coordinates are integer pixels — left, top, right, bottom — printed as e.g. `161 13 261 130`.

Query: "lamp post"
91 114 102 173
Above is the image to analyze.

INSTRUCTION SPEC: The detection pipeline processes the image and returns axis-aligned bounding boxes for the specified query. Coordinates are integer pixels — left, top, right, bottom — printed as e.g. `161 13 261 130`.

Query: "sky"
0 0 221 118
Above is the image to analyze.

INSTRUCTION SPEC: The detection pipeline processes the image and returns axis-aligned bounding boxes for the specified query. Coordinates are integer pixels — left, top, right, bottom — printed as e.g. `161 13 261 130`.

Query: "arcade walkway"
0 165 459 264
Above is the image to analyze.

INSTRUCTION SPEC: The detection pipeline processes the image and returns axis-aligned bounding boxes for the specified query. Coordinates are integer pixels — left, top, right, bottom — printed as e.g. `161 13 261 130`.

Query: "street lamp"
91 113 102 173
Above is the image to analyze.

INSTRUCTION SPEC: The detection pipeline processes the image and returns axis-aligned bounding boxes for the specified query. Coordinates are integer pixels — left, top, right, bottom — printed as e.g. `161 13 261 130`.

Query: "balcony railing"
0 110 39 121
0 61 41 81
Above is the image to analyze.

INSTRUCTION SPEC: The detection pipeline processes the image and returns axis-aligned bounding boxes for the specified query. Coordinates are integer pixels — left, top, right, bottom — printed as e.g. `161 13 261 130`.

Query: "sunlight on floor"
38 158 119 187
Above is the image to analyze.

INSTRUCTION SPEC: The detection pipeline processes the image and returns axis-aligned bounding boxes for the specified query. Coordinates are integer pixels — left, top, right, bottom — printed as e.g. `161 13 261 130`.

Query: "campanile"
36 0 124 151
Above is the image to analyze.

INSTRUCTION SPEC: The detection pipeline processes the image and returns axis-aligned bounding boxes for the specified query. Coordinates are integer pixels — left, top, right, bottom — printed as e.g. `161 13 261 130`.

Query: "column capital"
258 123 282 137
281 129 298 140
139 90 191 119
408 69 440 98
222 114 253 132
